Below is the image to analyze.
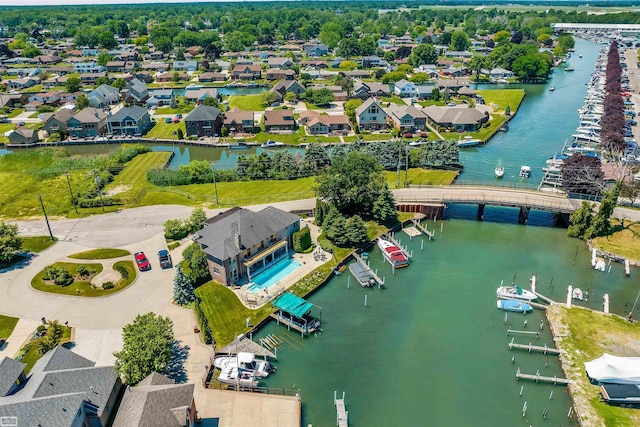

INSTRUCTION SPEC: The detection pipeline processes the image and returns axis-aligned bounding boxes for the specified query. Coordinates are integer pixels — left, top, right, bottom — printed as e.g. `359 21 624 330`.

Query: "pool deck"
233 219 332 309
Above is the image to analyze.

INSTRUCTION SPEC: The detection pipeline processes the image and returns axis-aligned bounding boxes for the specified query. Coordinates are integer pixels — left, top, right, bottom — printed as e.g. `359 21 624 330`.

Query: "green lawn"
21 236 57 252
18 326 72 374
477 89 526 113
145 122 186 139
384 168 458 188
0 315 19 340
31 261 137 297
68 248 131 259
593 220 640 262
380 95 407 105
228 94 265 111
8 109 25 118
156 104 195 115
195 282 274 347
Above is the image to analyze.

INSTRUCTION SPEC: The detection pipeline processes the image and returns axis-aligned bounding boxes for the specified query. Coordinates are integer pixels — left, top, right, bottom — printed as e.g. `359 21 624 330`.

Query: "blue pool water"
247 257 302 293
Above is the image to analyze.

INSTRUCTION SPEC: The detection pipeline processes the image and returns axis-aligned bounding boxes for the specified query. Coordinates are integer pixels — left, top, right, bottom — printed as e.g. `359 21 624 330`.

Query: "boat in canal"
349 262 375 287
565 67 575 72
496 299 533 313
458 135 482 148
496 285 537 301
228 141 249 150
519 166 531 178
217 366 259 387
572 287 584 301
377 238 409 268
549 85 555 91
261 139 285 148
494 166 505 178
213 352 275 379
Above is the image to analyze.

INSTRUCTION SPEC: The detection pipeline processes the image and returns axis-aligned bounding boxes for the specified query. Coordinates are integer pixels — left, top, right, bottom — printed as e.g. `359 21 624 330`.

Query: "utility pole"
405 144 409 187
38 195 54 241
397 140 401 188
210 161 219 205
93 170 105 213
65 172 78 214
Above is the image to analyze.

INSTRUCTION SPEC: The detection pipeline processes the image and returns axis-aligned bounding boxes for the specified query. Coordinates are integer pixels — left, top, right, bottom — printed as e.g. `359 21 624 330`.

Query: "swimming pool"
247 257 302 293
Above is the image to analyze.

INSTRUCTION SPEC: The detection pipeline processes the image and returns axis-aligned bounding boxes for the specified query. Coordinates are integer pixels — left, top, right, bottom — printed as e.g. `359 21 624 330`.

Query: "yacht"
261 139 285 148
496 285 538 301
495 166 505 178
377 238 409 268
457 135 482 148
214 352 275 379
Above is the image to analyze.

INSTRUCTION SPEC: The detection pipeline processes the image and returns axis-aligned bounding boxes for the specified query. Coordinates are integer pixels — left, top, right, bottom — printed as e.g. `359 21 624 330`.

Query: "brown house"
184 105 223 137
223 108 255 134
263 109 297 133
231 64 262 80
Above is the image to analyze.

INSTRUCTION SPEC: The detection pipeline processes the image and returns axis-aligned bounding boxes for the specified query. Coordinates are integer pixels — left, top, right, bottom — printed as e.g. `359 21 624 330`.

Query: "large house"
120 78 149 105
299 110 350 135
231 64 262 80
394 79 419 98
223 108 255 134
7 127 39 145
271 80 305 101
263 109 297 132
107 106 151 135
0 346 122 427
87 84 120 108
173 60 198 71
184 105 223 137
422 105 490 132
68 108 108 138
42 108 75 134
195 206 301 286
385 104 428 132
355 98 388 131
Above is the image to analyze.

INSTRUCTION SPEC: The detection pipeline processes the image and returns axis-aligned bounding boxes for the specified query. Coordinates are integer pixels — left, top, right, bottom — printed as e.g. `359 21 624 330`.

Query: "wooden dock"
528 300 549 311
509 339 562 355
533 291 555 305
402 226 422 237
516 367 572 385
411 218 435 240
334 391 348 427
383 233 412 260
352 252 385 287
218 335 276 359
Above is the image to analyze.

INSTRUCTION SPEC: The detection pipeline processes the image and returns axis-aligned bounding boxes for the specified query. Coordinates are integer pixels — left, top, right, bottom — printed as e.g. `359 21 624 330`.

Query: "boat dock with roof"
270 292 322 337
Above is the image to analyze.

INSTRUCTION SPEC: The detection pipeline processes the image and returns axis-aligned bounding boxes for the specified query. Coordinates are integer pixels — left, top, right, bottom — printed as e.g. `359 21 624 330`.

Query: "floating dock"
334 391 348 427
352 252 385 288
516 367 572 385
411 218 435 239
509 338 562 355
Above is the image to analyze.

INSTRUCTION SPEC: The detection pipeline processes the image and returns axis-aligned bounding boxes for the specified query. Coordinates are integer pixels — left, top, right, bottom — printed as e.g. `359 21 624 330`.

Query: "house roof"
385 104 426 121
112 372 193 427
223 108 254 125
108 106 148 123
0 394 88 427
263 109 295 126
197 206 300 261
184 105 221 122
355 98 385 116
14 127 36 138
44 108 74 125
457 86 477 96
72 107 108 124
0 357 26 397
423 105 487 125
183 88 218 101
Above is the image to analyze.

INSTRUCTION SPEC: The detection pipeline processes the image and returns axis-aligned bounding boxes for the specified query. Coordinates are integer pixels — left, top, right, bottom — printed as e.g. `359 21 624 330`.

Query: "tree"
97 52 114 66
338 60 358 72
94 76 111 87
173 265 195 305
344 98 363 124
512 54 550 80
450 30 470 52
182 243 211 285
285 91 297 103
557 35 575 54
319 22 344 49
510 30 523 44
408 44 437 67
99 31 118 49
0 222 22 263
409 73 430 84
202 96 219 108
112 78 127 90
395 46 412 60
537 34 553 47
561 153 604 196
567 201 594 239
38 321 66 355
114 313 174 385
164 219 189 240
382 71 407 84
337 37 360 59
262 91 278 107
310 88 334 106
76 95 89 110
65 76 82 93
188 208 207 233
292 226 312 252
585 182 621 239
467 55 486 82
493 30 511 46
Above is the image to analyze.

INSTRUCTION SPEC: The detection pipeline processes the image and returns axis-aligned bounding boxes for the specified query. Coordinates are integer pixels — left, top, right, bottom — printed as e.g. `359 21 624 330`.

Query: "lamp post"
93 170 105 213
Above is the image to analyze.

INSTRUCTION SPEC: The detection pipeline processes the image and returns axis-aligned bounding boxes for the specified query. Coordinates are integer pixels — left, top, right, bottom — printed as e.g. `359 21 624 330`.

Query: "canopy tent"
585 353 640 385
273 292 313 319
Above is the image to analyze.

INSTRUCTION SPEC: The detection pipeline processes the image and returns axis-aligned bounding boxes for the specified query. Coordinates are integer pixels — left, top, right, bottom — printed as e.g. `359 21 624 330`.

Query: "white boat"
349 262 376 287
519 166 531 178
549 85 555 91
458 135 482 148
408 139 429 147
261 139 285 148
572 287 584 301
213 352 274 379
185 83 203 90
497 299 533 313
377 238 408 268
566 142 596 154
496 285 538 301
217 366 259 387
495 166 505 178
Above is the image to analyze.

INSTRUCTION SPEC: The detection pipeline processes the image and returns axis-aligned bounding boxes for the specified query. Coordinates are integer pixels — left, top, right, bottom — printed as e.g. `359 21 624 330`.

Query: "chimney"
94 109 99 118
234 232 241 250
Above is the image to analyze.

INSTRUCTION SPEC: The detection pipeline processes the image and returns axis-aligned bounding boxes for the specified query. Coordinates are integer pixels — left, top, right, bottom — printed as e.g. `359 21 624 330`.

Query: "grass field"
107 151 171 201
156 105 195 115
145 121 185 139
18 326 72 374
68 248 131 259
0 315 19 340
592 220 640 262
384 168 458 188
477 89 526 114
228 94 265 111
548 305 640 427
21 236 57 252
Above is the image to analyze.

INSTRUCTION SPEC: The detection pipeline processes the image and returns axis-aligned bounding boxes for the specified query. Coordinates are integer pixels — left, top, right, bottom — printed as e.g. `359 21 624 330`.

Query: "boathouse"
271 292 321 337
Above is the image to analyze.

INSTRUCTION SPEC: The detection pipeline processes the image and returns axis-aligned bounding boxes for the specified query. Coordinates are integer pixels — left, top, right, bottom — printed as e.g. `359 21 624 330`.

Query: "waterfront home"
183 88 220 104
489 68 514 80
0 346 122 427
394 79 419 98
173 60 198 72
87 84 120 109
355 98 389 131
272 80 306 101
436 78 472 92
196 206 301 286
263 109 297 132
120 78 149 105
42 108 74 134
266 69 296 81
112 372 197 427
231 64 262 80
7 127 39 145
422 105 489 132
267 57 294 70
385 104 428 132
224 108 255 134
146 88 174 107
67 107 108 138
184 105 223 137
299 110 350 135
141 62 170 73
198 72 226 82
107 105 151 135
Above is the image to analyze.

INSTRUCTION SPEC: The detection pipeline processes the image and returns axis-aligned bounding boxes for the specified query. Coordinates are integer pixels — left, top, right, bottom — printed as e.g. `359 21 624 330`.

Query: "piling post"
421 240 424 251
604 293 610 313
566 285 573 308
522 401 527 417
530 274 536 293
549 390 554 400
520 385 524 396
364 295 368 307
440 223 443 233
347 276 350 289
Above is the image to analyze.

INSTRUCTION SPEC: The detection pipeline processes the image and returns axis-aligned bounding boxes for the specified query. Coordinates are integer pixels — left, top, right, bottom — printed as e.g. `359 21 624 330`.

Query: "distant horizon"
0 0 635 5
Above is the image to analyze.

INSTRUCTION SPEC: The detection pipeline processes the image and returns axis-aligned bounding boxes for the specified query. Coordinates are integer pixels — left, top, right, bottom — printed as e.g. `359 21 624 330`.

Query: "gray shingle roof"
33 345 95 373
198 206 301 261
0 394 88 427
0 357 25 397
112 373 194 427
422 105 487 125
108 106 148 123
184 105 221 122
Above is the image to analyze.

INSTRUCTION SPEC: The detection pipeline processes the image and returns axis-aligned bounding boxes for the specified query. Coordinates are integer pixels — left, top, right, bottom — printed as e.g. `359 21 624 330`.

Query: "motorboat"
377 238 409 268
458 135 482 148
261 139 285 148
495 166 504 178
408 139 429 147
497 299 533 313
566 142 596 154
349 262 376 287
549 85 555 91
214 352 275 379
572 287 584 301
228 141 249 150
496 285 538 301
217 366 259 387
499 122 509 132
564 67 575 72
519 166 531 178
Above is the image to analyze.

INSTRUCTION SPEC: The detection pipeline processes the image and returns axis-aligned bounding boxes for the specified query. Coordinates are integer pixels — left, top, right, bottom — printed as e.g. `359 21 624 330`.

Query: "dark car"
134 252 151 271
158 250 173 269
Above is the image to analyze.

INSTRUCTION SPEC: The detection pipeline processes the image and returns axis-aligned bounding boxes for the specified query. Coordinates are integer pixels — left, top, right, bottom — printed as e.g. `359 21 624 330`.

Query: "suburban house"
422 105 490 132
87 84 120 108
73 62 104 74
28 91 61 106
265 69 296 81
0 346 122 427
80 71 107 85
173 60 198 71
107 105 151 135
120 78 149 105
42 108 75 134
156 71 188 83
267 57 294 70
7 77 38 90
263 109 297 132
489 67 514 80
198 72 226 82
67 107 108 138
112 372 197 427
183 88 220 104
231 64 262 80
361 55 387 68
353 81 390 100
439 66 467 78
0 94 23 109
271 80 305 100
7 127 39 145
81 47 99 56
355 98 389 131
394 79 419 98
105 61 136 73
303 43 329 57
195 206 301 286
223 108 255 134
42 75 68 89
141 62 170 73
29 55 61 65
299 110 350 135
146 88 175 107
184 105 223 137
385 104 428 132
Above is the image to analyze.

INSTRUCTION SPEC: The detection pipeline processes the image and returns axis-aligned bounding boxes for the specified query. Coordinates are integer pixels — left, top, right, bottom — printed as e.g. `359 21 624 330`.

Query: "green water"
256 216 640 426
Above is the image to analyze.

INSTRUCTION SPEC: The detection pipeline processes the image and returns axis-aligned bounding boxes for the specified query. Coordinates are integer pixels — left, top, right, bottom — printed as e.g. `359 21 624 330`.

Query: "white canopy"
585 353 640 385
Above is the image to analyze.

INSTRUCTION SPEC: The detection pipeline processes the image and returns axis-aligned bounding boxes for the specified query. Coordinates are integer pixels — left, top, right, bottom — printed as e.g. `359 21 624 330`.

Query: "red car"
134 252 151 271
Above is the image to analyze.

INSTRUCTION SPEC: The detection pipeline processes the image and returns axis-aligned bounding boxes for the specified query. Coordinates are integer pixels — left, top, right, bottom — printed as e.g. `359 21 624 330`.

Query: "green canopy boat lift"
271 292 322 337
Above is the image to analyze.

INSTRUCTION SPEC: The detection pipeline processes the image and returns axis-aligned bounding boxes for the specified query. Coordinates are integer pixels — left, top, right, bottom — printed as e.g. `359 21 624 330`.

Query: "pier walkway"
411 218 435 239
509 339 563 355
352 252 385 287
516 367 572 385
334 391 348 427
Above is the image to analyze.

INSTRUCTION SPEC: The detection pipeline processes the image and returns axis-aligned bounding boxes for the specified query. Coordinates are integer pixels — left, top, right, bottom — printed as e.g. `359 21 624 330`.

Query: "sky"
0 0 232 5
